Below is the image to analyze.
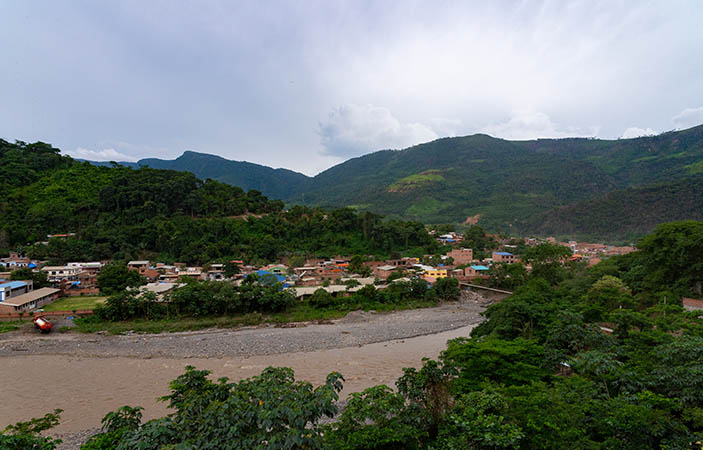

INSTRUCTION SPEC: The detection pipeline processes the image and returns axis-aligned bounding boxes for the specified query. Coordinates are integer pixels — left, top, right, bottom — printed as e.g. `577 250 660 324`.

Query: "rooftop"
0 288 60 306
0 281 28 290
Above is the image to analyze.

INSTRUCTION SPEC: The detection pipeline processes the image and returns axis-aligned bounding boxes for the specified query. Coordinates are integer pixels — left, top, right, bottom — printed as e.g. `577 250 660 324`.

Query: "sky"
1 0 702 175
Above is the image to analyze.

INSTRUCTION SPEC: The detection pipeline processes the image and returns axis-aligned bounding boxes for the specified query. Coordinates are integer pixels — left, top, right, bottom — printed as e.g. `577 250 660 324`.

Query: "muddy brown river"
0 325 475 433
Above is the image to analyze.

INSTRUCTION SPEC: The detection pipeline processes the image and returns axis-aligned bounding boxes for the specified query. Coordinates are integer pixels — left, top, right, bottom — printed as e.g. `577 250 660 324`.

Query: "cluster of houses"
0 230 642 314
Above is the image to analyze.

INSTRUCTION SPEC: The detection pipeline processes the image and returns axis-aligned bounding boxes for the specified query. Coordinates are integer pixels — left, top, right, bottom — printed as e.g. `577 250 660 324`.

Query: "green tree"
523 243 572 285
97 262 144 295
430 277 460 302
0 409 63 450
10 267 49 288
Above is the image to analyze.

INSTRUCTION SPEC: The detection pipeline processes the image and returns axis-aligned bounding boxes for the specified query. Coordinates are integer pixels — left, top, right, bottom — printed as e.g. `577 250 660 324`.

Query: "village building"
446 248 474 265
492 251 520 263
0 287 61 313
0 252 34 269
0 280 33 302
682 297 703 311
41 265 82 284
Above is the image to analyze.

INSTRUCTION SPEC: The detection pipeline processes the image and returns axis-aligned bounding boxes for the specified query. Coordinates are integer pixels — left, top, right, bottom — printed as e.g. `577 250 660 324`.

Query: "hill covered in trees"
0 139 434 264
101 124 703 241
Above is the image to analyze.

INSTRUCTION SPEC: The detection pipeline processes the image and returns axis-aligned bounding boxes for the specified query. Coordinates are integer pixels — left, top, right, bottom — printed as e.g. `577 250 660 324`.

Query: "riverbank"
0 296 487 447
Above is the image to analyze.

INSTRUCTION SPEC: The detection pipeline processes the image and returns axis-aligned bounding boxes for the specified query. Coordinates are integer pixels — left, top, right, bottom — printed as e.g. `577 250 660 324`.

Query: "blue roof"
494 251 513 256
0 281 28 289
28 262 37 269
470 265 489 271
256 270 286 283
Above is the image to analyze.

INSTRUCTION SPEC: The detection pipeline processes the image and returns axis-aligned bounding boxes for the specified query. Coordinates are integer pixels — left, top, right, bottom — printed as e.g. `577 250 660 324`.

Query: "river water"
0 325 474 433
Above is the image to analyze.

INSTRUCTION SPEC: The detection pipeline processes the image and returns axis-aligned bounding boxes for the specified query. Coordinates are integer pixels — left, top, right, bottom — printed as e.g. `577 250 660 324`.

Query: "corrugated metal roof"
0 281 28 289
494 251 513 256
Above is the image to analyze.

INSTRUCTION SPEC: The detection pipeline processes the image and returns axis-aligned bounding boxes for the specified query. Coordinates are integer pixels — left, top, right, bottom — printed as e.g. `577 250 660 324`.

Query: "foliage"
10 267 49 288
522 243 572 285
97 262 145 295
92 366 345 449
486 262 527 290
0 140 436 265
429 277 460 302
94 280 296 322
0 409 63 450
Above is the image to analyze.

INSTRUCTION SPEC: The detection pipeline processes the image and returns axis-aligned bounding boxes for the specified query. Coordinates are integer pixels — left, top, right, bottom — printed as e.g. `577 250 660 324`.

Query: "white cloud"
65 147 139 162
620 127 656 139
480 111 598 140
319 104 439 158
672 106 703 130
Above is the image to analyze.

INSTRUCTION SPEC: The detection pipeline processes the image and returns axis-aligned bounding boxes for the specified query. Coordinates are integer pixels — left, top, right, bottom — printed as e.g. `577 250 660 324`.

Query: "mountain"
84 124 703 240
524 175 703 242
84 151 311 201
292 125 703 236
137 151 311 201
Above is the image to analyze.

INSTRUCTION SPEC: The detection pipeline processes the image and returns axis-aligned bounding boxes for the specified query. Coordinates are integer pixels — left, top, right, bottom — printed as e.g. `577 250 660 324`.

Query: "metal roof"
0 281 28 290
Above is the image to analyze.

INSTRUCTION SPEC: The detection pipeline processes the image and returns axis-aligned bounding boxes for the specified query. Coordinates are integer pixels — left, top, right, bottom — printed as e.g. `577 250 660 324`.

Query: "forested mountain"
0 139 434 264
92 124 703 241
297 125 703 238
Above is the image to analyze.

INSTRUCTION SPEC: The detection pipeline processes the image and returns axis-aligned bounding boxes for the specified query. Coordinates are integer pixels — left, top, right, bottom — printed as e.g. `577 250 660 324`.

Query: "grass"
43 296 107 312
73 299 441 335
0 320 24 334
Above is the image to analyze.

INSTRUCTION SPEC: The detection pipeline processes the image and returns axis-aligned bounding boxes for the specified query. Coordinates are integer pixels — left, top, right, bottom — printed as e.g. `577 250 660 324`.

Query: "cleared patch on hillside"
388 170 444 192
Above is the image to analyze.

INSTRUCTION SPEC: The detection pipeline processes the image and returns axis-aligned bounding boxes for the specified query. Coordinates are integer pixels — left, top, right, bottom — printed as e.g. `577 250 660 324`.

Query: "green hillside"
137 151 311 201
293 125 703 237
83 124 703 241
522 175 703 242
0 139 434 264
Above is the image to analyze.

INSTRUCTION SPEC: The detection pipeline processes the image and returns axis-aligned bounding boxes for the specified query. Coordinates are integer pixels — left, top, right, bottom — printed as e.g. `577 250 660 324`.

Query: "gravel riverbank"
0 293 487 359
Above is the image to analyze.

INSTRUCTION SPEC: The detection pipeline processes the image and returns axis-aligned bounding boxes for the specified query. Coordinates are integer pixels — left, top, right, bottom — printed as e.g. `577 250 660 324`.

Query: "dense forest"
0 139 435 264
115 125 703 241
5 221 702 449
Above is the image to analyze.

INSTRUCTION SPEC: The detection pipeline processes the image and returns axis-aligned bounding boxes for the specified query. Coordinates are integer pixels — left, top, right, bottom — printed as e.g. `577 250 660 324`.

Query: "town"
0 230 639 317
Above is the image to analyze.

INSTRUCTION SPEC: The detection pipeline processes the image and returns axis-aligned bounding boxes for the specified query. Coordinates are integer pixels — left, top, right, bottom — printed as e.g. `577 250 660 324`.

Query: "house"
0 287 61 313
374 265 398 280
424 268 448 280
683 297 703 311
41 266 82 284
0 252 32 269
0 280 33 302
128 260 150 272
467 265 489 276
446 248 474 265
492 251 520 264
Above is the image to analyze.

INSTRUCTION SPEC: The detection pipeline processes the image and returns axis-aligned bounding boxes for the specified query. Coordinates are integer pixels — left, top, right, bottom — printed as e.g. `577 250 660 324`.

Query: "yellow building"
424 268 447 279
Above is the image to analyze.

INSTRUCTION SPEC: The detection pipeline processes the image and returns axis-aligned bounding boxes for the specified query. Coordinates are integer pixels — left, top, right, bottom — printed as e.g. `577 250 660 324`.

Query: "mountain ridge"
81 124 703 240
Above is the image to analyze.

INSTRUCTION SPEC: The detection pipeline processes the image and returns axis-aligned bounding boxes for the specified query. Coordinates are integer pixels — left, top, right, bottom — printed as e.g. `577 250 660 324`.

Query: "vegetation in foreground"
4 221 703 449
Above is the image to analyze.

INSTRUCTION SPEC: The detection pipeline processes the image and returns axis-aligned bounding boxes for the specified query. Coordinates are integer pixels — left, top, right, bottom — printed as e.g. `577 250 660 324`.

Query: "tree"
430 277 460 302
97 262 144 295
523 243 572 284
10 267 49 288
95 366 344 449
487 263 527 290
223 261 241 278
0 409 63 450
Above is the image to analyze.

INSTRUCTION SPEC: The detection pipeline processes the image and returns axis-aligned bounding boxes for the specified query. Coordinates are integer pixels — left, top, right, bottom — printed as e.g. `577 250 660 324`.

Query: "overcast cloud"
1 1 702 175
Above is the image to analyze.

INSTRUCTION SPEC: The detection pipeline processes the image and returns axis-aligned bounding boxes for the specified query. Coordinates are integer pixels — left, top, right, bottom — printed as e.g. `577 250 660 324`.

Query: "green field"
43 296 107 311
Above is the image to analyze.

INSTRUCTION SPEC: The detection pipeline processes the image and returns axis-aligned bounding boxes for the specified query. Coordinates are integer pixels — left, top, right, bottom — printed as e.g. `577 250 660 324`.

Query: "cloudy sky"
2 1 702 175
